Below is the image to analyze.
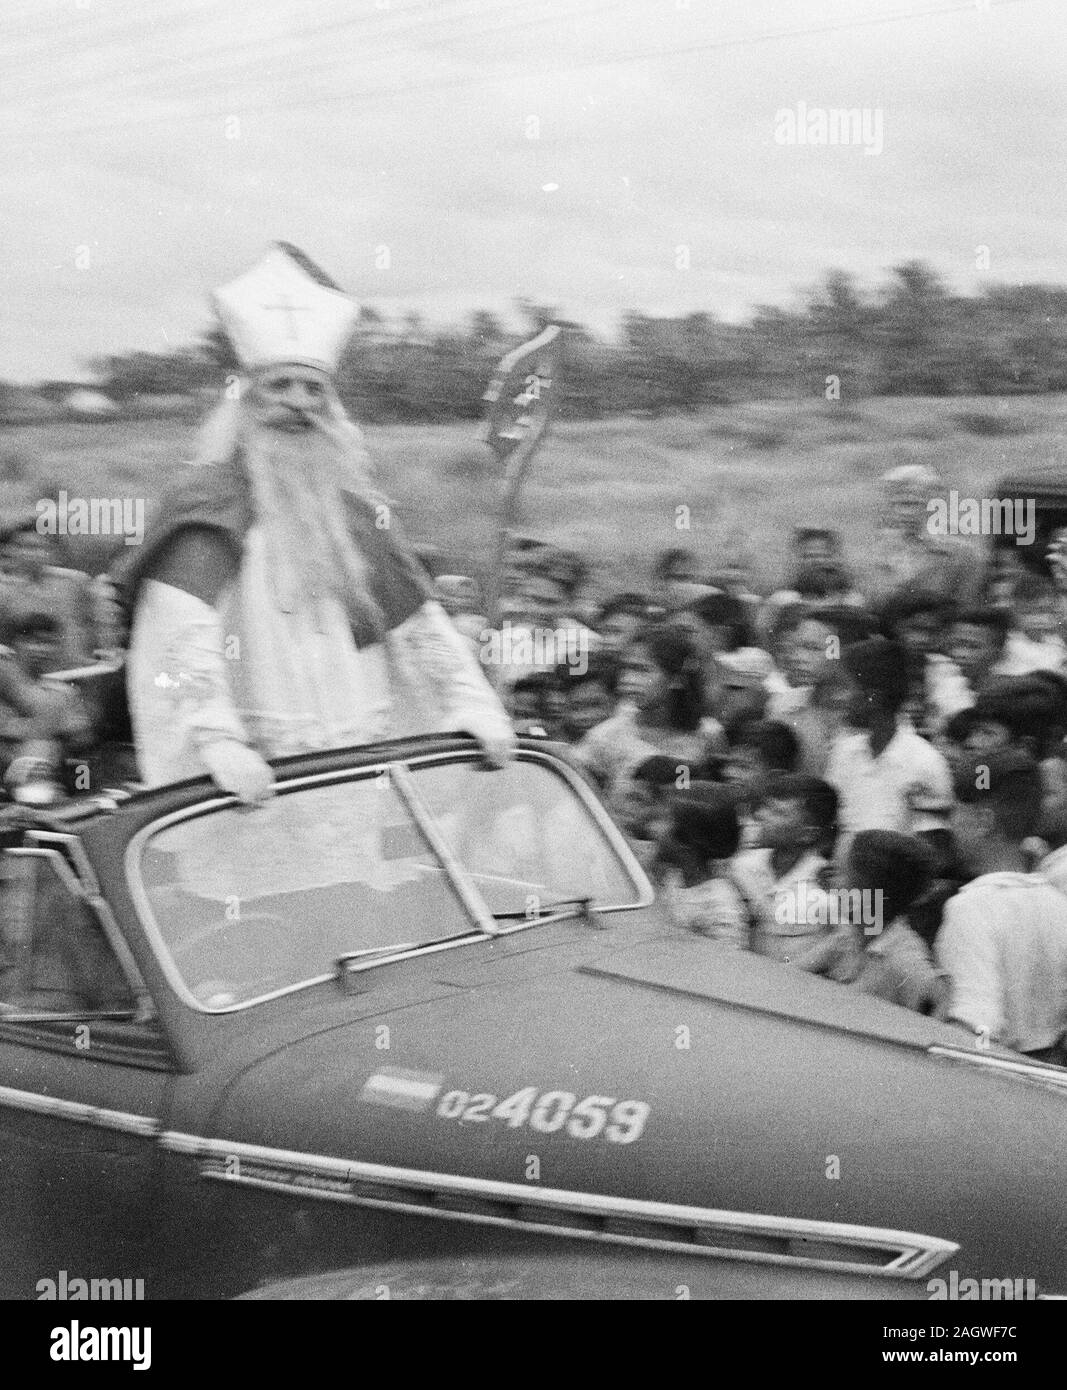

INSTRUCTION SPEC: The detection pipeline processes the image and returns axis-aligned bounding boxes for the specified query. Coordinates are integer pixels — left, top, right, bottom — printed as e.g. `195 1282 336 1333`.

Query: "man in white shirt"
936 750 1067 1061
826 636 953 840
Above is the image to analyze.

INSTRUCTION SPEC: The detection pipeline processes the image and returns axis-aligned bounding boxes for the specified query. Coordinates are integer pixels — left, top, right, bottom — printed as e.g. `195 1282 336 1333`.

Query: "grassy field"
3 394 1066 593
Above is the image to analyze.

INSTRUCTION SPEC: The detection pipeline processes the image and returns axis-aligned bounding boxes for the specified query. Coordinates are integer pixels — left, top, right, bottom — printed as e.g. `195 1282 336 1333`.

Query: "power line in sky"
93 0 639 108
10 0 1039 143
34 0 643 116
0 0 218 69
4 0 512 103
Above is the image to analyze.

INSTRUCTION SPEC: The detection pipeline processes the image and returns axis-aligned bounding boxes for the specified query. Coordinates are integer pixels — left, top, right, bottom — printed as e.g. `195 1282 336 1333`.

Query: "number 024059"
436 1087 649 1143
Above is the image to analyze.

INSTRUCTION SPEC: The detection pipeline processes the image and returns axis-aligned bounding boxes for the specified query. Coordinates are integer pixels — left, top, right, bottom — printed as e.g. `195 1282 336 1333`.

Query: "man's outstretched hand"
201 739 276 805
475 731 514 769
456 713 516 769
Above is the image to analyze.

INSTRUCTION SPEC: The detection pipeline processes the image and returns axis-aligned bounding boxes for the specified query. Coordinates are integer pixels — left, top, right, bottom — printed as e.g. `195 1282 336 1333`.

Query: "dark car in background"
991 462 1067 581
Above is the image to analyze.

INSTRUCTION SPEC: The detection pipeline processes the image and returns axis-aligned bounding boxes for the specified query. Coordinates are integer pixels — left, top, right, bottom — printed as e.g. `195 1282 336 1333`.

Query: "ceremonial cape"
116 450 430 646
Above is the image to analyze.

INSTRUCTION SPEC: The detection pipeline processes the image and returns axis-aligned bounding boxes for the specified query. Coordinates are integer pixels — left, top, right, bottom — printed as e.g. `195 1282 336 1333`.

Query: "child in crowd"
658 783 748 948
594 593 650 658
0 609 93 805
905 827 963 950
0 511 97 671
706 544 762 625
672 592 754 666
505 672 554 737
1004 571 1067 671
878 589 954 738
933 675 1067 802
764 607 874 720
793 829 944 1014
785 662 852 777
970 676 1067 760
792 559 866 612
556 657 618 743
826 635 954 844
576 625 725 799
714 647 773 730
718 716 799 846
762 527 840 614
763 606 825 718
731 773 839 962
615 754 692 875
927 606 1021 724
721 716 799 789
651 546 699 611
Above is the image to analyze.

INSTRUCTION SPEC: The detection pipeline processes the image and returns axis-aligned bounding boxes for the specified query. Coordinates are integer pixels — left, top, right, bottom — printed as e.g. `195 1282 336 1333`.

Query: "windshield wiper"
336 931 485 986
490 895 598 924
338 943 419 965
333 897 602 990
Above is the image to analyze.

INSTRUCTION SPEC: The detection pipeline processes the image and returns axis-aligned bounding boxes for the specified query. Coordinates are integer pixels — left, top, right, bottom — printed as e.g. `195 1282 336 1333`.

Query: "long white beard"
244 422 387 639
194 389 388 638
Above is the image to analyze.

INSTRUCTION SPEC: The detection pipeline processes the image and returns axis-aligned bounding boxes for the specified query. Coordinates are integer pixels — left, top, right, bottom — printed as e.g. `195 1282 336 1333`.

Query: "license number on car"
435 1087 650 1143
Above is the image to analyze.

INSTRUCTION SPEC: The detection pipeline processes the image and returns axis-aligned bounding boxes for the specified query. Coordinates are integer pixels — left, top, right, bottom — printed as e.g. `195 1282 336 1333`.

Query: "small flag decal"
360 1068 445 1112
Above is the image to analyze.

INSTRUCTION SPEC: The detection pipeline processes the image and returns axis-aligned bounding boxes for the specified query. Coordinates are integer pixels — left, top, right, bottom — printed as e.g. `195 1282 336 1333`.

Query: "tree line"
44 262 1067 421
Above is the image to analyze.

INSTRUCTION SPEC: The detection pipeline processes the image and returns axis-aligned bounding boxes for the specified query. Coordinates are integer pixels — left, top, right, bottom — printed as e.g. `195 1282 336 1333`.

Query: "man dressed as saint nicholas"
121 243 513 802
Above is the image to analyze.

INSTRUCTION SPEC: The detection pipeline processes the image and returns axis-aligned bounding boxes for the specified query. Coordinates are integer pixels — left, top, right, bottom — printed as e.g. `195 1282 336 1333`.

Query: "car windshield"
408 756 640 915
134 754 644 1011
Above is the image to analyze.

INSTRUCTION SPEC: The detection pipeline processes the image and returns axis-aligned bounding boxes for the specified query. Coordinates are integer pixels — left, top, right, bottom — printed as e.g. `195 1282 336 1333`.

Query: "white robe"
128 525 511 787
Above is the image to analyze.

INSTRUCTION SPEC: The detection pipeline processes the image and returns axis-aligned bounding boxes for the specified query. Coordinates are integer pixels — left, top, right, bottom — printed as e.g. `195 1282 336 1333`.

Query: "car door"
0 839 173 1301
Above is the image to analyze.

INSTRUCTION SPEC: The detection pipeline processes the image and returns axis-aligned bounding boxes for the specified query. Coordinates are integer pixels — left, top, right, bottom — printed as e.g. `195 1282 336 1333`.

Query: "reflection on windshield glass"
135 758 642 1012
412 759 638 914
139 778 473 1009
153 785 428 900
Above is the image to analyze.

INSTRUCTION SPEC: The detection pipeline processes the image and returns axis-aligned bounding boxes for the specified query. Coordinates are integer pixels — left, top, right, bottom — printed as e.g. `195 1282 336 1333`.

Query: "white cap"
881 463 941 494
212 243 358 375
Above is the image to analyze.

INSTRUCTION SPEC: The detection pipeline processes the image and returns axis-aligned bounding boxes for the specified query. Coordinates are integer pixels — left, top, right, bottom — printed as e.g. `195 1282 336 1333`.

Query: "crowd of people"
2 459 1067 1063
433 463 1067 1065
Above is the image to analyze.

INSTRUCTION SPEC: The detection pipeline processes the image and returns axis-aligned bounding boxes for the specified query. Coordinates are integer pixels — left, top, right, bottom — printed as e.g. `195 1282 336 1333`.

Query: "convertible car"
0 734 1064 1300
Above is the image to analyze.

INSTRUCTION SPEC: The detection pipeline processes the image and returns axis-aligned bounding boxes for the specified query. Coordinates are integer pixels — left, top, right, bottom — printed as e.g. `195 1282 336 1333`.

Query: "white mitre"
212 241 358 374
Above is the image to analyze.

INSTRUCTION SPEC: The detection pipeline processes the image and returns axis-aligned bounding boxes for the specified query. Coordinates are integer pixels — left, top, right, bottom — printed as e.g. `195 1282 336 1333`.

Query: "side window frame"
0 843 155 1026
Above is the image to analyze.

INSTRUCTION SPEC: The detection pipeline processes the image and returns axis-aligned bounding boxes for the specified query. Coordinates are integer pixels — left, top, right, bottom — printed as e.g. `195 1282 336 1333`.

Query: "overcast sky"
1 0 1064 380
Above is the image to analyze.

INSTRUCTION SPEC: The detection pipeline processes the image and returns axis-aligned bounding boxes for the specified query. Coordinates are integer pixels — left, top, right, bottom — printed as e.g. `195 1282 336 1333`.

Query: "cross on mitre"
261 289 315 342
212 242 359 375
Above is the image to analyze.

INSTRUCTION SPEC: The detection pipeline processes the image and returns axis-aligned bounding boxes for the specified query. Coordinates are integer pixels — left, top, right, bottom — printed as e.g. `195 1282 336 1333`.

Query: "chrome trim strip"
25 831 101 895
160 1132 957 1280
0 1083 159 1138
6 845 83 898
90 896 157 1024
928 1046 1067 1094
124 747 652 1015
0 1084 957 1280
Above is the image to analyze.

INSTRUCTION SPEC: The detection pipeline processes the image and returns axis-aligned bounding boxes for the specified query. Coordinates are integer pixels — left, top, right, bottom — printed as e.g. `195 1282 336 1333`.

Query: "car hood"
207 928 1067 1289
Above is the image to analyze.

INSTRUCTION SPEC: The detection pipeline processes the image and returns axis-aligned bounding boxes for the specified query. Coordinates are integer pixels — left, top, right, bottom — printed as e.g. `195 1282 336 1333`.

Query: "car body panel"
1 736 1065 1299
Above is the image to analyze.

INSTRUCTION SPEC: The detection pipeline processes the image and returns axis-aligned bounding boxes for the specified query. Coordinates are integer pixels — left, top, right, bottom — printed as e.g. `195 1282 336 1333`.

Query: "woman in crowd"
575 624 726 801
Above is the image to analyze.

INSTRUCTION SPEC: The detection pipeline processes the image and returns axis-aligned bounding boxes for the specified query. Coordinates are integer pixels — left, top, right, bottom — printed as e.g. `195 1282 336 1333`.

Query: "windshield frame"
124 746 653 1015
